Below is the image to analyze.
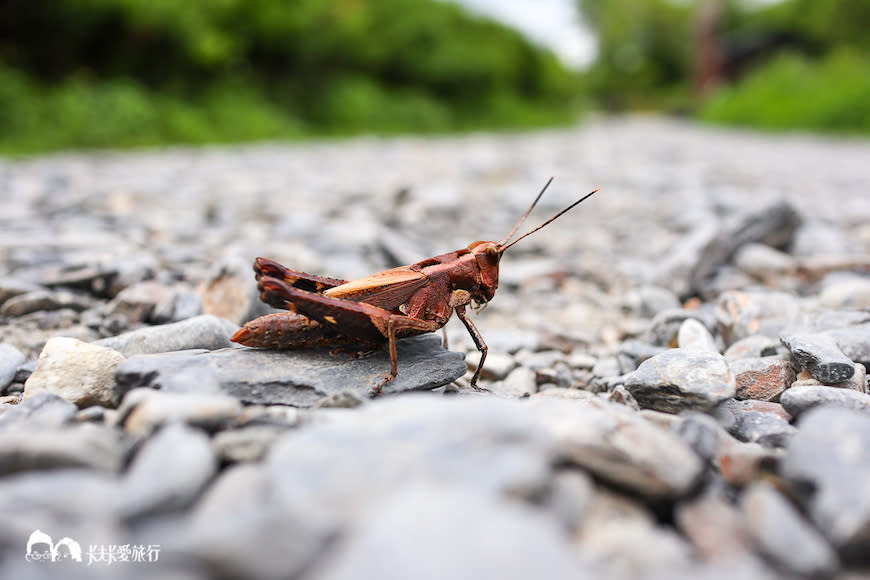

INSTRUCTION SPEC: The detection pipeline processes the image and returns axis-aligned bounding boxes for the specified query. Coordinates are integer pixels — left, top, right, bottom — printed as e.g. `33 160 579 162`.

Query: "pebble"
624 349 736 413
781 406 870 562
22 337 126 408
465 348 515 380
118 422 218 520
716 291 800 345
689 200 801 295
212 425 288 463
180 463 330 580
723 335 783 360
677 317 719 352
0 343 26 391
780 333 855 384
312 485 593 580
0 392 78 430
730 357 796 401
728 410 796 448
116 388 244 434
825 323 870 368
741 481 840 577
779 384 870 417
0 423 123 475
818 275 870 309
94 314 239 355
793 363 867 393
492 365 537 397
733 242 797 279
676 490 754 562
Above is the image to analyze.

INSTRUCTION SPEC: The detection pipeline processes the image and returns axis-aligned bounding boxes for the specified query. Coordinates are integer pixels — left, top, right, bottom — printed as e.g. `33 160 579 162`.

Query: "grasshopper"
231 178 599 395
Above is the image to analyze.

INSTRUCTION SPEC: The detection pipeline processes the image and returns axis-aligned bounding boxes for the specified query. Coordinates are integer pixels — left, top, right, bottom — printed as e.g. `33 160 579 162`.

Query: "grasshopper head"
467 240 501 304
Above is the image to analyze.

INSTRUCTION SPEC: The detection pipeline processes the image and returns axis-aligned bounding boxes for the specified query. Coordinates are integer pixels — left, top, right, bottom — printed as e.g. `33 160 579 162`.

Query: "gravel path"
1 117 870 578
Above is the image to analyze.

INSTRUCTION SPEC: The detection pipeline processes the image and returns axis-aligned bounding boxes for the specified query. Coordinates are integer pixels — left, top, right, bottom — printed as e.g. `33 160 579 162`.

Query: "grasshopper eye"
485 245 499 260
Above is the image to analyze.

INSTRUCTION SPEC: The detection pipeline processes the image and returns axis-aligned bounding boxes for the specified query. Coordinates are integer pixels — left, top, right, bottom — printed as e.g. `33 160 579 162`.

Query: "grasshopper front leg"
455 305 489 391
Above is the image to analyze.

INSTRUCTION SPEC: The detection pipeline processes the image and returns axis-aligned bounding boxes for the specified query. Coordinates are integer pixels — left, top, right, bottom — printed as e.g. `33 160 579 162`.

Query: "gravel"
2 116 870 578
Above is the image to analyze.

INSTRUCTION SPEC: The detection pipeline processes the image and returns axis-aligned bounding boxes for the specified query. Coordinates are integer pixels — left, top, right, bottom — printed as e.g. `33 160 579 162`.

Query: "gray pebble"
493 366 537 397
733 243 796 279
723 335 783 360
781 406 870 562
624 349 736 413
824 323 870 369
818 275 870 309
716 291 800 345
780 385 870 417
0 343 26 391
0 423 123 475
690 200 801 295
311 485 593 580
117 388 243 434
212 425 288 463
94 314 239 355
626 285 681 318
677 318 719 353
729 411 796 448
781 333 855 384
180 463 330 580
741 481 839 577
119 422 218 520
0 289 94 316
0 392 77 430
465 348 515 380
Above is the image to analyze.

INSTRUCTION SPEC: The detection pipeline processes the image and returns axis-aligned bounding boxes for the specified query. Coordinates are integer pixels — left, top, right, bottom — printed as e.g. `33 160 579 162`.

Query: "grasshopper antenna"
499 188 600 252
498 176 555 247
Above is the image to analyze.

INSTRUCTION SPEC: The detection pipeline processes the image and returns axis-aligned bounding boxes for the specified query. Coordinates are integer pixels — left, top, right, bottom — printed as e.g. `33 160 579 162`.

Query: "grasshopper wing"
253 257 347 293
323 266 428 311
259 278 437 344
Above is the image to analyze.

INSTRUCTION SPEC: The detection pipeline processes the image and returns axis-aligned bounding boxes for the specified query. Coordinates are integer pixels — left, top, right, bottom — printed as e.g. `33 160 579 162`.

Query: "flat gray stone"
624 348 736 413
0 392 77 431
781 407 870 563
118 422 218 520
0 424 123 475
780 385 870 418
179 463 329 580
310 485 596 580
741 481 839 578
116 334 467 406
94 314 239 356
781 333 855 384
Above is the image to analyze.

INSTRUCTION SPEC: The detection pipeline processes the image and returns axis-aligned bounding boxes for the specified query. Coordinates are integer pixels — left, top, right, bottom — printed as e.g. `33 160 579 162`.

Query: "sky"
446 0 597 69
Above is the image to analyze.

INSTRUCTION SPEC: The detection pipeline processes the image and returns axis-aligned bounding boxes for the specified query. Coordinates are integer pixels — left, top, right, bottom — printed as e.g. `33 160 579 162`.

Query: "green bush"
0 0 583 154
699 50 870 134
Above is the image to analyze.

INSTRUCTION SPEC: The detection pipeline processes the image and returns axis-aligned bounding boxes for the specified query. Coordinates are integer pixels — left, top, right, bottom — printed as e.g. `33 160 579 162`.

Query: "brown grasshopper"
231 178 599 395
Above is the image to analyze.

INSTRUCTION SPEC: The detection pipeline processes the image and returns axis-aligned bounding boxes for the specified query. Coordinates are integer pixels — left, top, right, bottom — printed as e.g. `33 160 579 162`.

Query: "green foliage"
0 0 582 154
577 0 693 109
699 50 870 134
